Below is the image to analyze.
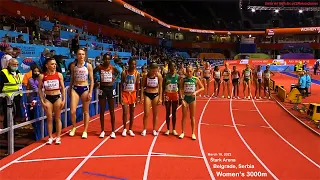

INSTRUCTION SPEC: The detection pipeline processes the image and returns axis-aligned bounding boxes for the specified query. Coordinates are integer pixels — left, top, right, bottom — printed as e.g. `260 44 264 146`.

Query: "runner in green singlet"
179 65 204 140
242 64 253 99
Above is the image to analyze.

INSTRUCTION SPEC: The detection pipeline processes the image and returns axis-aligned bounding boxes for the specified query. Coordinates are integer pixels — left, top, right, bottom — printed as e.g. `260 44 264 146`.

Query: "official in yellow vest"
0 58 23 141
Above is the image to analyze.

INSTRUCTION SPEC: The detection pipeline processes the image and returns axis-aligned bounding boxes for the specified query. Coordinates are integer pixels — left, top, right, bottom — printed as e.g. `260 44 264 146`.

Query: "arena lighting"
247 5 320 11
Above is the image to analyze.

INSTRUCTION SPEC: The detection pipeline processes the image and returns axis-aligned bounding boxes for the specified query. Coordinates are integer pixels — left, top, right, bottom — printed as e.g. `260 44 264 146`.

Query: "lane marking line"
230 89 279 180
83 171 127 180
142 106 181 180
251 95 320 168
197 91 216 180
0 107 122 171
200 123 271 129
232 109 257 111
65 111 145 180
15 153 205 164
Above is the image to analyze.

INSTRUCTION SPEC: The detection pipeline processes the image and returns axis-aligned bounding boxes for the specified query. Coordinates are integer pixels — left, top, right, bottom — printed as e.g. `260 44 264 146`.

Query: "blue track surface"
280 72 320 85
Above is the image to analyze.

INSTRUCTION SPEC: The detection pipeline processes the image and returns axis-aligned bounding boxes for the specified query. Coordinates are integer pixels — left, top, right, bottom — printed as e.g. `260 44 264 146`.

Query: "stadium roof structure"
72 0 168 30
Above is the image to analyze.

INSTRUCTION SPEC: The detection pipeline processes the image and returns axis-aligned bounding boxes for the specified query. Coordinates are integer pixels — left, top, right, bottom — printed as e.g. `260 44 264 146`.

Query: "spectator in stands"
55 55 67 79
0 58 23 140
17 35 26 43
22 63 38 87
1 47 13 69
71 35 79 56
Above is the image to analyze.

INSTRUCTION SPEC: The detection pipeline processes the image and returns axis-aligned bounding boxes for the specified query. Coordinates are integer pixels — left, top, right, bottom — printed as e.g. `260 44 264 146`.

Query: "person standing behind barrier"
179 65 204 140
69 49 94 139
121 57 140 137
254 65 263 99
221 63 231 99
297 71 307 97
0 58 22 140
38 58 66 144
163 62 179 136
242 64 253 99
263 65 274 99
95 54 119 139
141 62 163 136
231 66 241 99
203 62 212 97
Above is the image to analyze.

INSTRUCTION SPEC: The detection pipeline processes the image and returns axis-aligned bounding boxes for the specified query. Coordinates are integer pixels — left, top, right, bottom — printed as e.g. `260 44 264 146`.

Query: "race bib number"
147 78 158 87
245 71 250 77
101 71 113 82
184 83 195 93
98 89 103 95
167 84 177 91
257 72 262 79
113 89 116 96
75 69 87 81
265 73 270 79
214 72 220 78
61 68 66 73
223 72 229 76
44 80 59 90
124 84 135 91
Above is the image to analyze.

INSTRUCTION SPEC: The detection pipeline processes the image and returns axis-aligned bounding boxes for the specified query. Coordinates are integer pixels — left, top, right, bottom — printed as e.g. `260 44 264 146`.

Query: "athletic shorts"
165 92 179 101
99 86 115 100
122 91 137 105
184 95 196 104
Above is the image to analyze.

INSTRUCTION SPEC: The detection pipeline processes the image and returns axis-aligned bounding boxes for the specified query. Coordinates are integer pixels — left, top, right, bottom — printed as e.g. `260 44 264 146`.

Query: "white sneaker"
237 96 240 99
55 137 61 144
122 129 127 137
46 138 53 145
141 129 146 136
129 130 135 137
227 96 230 99
110 132 116 139
152 130 158 136
99 131 105 138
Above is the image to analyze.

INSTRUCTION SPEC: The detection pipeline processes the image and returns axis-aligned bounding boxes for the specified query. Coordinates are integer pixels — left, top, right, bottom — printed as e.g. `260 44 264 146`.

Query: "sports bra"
257 70 263 79
204 68 211 77
74 62 88 82
223 69 230 79
43 72 60 91
146 74 159 88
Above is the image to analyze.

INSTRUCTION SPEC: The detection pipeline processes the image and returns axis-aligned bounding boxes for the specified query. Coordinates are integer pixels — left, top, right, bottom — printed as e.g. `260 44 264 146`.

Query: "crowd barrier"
60 31 97 41
0 82 122 155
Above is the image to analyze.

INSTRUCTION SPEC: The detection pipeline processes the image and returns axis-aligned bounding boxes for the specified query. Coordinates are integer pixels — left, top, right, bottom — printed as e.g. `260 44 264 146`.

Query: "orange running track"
0 79 319 180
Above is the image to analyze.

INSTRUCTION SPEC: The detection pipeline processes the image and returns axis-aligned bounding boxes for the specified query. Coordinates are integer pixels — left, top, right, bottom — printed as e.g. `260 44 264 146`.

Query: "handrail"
0 83 121 155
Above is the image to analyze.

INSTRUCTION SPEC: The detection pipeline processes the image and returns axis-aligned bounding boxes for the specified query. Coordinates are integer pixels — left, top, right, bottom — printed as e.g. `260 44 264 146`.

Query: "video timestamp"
208 152 232 157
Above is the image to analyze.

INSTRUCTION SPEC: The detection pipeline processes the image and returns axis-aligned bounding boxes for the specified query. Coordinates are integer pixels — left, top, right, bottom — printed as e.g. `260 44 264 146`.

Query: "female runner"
213 66 222 98
38 57 66 144
141 62 163 136
194 64 203 97
253 65 263 99
263 65 274 99
221 63 231 98
242 64 253 99
231 66 241 99
203 62 212 97
179 65 204 140
163 62 179 136
121 57 140 137
95 54 119 138
177 63 186 80
69 48 94 138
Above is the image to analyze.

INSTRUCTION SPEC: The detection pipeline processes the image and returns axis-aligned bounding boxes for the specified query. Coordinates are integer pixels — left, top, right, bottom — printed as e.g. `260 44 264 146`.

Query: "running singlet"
74 62 88 82
146 76 158 88
214 71 220 79
123 70 137 92
165 73 179 92
183 76 196 93
264 70 271 79
257 70 263 80
223 69 230 79
244 69 251 79
43 72 60 91
232 71 239 79
100 66 113 83
203 69 211 78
